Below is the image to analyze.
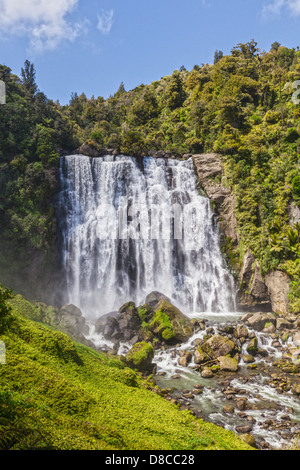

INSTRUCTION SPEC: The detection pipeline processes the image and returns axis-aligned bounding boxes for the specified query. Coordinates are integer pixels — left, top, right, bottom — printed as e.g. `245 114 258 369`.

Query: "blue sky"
0 0 300 105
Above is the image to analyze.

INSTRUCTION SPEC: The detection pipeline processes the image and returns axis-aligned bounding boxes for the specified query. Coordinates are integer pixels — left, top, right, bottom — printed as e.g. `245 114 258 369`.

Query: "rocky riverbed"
149 312 300 450
79 292 300 450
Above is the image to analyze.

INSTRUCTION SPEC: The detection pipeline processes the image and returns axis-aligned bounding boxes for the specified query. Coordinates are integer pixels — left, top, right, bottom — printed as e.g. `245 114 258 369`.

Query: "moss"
162 327 175 341
149 310 175 341
125 341 155 372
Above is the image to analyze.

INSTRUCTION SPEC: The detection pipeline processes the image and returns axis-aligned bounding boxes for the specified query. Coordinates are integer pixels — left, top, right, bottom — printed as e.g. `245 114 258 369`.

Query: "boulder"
246 337 258 356
242 354 255 363
125 341 155 374
178 351 192 367
201 367 214 378
233 325 249 339
79 141 101 158
276 317 294 330
94 311 121 337
293 331 300 347
246 312 276 331
201 334 236 360
292 383 300 395
239 434 257 448
152 298 193 344
60 304 90 336
218 356 239 372
145 291 171 308
194 346 210 365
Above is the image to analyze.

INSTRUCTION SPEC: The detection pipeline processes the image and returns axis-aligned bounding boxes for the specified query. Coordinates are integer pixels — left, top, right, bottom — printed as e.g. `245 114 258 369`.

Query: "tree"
21 60 38 96
271 41 281 52
165 71 186 110
214 50 223 64
114 82 126 98
231 40 259 59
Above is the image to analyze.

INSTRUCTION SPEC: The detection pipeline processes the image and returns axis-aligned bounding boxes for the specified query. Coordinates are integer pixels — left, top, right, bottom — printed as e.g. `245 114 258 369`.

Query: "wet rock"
292 383 300 395
201 334 236 359
235 425 253 434
257 348 268 357
178 351 192 367
201 367 214 378
246 312 276 332
242 354 255 363
223 405 235 414
235 398 249 411
218 356 239 372
246 337 258 355
194 346 210 364
276 318 294 330
239 433 257 448
233 325 249 339
145 291 171 308
152 298 194 344
60 304 90 337
192 388 203 395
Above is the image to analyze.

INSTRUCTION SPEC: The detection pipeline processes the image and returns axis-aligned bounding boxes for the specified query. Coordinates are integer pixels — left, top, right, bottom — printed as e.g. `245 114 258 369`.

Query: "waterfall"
58 155 236 320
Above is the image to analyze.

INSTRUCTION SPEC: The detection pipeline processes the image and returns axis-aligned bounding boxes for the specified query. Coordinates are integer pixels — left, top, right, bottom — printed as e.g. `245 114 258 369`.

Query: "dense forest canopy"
0 40 299 311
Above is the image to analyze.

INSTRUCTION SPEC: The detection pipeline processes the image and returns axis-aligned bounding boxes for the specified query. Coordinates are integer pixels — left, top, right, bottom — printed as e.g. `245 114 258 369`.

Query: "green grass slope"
0 289 253 451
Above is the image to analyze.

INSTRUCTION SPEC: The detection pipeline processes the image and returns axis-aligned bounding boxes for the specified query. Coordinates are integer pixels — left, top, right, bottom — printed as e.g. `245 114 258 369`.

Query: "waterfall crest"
58 155 236 320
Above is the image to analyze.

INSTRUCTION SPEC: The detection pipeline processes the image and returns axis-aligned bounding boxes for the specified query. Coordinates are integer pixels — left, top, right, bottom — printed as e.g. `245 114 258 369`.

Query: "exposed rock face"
289 202 300 226
265 271 291 315
192 154 239 247
78 141 101 158
237 249 271 312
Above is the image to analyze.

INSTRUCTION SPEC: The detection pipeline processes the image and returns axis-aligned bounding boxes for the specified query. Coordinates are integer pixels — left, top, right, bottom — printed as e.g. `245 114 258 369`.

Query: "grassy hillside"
0 285 252 451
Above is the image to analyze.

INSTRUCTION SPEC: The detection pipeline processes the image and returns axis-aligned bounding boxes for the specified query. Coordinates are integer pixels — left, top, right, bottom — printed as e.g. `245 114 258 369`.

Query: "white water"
58 155 236 320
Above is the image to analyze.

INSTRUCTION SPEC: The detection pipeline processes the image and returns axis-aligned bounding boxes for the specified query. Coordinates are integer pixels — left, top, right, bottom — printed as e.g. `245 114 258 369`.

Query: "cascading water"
58 155 236 320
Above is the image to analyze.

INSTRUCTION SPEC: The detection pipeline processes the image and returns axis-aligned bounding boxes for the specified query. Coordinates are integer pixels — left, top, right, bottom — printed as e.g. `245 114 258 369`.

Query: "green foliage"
0 285 13 333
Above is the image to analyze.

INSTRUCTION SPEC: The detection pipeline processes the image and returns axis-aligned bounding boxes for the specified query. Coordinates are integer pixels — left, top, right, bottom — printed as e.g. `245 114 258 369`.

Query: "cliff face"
192 153 291 315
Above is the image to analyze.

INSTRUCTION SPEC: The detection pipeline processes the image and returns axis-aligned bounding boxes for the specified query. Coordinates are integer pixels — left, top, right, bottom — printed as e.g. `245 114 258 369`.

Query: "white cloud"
0 0 85 51
263 0 300 16
97 9 114 35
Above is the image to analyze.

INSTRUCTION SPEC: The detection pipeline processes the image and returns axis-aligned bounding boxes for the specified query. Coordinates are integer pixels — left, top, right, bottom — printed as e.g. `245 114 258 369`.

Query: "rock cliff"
192 153 291 315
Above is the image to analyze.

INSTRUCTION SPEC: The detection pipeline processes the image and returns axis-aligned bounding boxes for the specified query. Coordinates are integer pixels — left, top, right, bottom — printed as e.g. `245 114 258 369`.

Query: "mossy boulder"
201 334 236 360
246 337 258 355
151 298 193 344
125 341 155 373
194 346 210 364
